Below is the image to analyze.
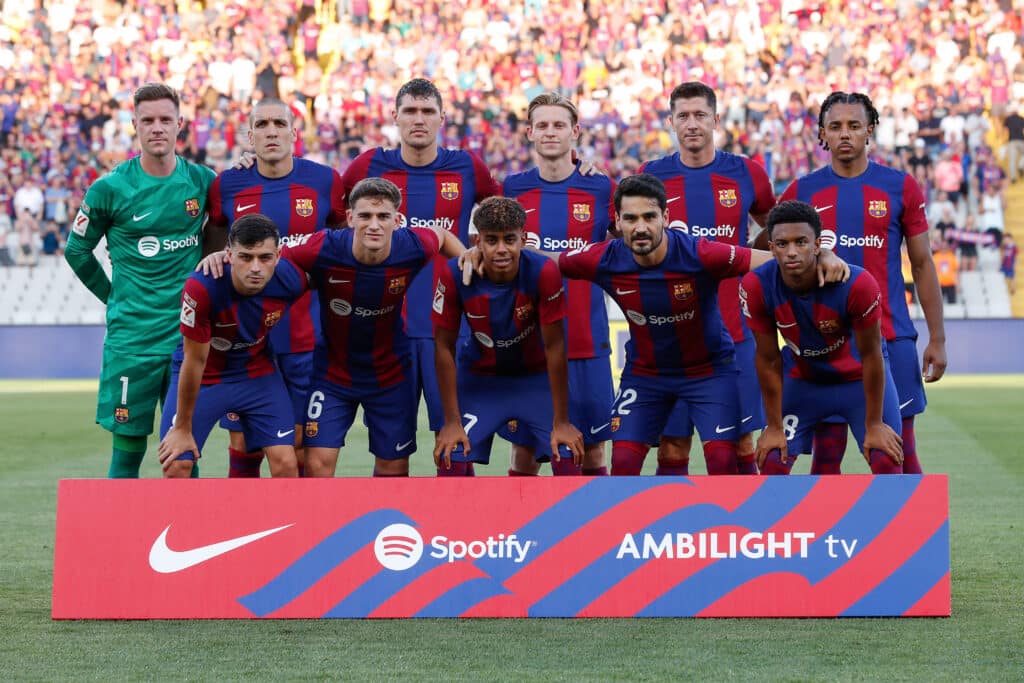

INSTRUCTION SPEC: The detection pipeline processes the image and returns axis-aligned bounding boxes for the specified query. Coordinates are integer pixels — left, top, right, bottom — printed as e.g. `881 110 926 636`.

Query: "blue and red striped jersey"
502 166 615 360
741 263 885 383
780 162 929 341
208 158 346 354
639 150 775 344
433 250 566 376
342 147 501 338
559 230 752 378
283 227 440 390
175 259 307 385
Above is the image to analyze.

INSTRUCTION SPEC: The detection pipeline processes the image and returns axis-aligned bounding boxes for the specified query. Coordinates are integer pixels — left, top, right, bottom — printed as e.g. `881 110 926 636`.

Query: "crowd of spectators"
0 0 1022 279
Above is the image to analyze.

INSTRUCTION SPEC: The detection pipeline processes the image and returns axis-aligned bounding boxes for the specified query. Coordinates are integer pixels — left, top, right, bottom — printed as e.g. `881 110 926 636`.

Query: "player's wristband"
819 229 837 250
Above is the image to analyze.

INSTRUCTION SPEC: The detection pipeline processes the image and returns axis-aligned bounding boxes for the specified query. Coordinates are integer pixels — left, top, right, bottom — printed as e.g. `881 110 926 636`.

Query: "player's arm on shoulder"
432 322 468 469
905 231 947 382
157 336 208 472
64 186 112 303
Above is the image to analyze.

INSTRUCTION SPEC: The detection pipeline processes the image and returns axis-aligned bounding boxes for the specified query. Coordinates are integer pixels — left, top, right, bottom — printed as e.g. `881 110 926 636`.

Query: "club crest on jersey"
184 198 201 218
114 407 130 424
388 276 408 295
295 198 314 217
572 203 592 222
264 310 283 327
226 412 240 422
674 282 694 301
868 200 888 218
718 188 738 208
305 421 318 438
515 303 534 320
817 318 841 334
610 416 621 432
507 419 518 433
440 182 459 201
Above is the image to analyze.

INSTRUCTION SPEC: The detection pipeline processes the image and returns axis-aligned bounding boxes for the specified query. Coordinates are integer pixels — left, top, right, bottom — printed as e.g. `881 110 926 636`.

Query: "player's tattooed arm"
751 329 788 468
157 337 208 475
432 326 469 469
906 231 947 382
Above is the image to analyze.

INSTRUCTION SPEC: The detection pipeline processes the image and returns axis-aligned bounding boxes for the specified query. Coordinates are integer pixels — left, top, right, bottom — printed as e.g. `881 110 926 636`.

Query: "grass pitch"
1 376 1022 681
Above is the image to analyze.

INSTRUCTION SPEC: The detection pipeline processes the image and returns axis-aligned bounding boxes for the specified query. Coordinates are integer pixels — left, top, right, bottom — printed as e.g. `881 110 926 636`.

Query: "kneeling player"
158 214 306 478
433 197 584 474
741 201 903 474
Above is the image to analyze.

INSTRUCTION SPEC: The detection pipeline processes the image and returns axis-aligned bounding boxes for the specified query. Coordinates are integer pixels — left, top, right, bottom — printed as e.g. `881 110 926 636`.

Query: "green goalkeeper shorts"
96 350 173 437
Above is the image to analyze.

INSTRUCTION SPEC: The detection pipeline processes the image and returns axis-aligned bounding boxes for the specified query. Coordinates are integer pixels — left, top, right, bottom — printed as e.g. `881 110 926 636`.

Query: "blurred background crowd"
0 0 1022 286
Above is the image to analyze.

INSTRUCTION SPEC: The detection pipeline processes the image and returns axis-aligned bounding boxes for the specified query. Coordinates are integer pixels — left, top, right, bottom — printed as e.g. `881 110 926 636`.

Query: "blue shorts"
409 337 444 431
661 348 759 439
220 351 313 431
611 369 741 445
887 337 926 418
302 376 417 460
160 371 296 462
449 370 570 465
783 368 902 455
499 356 614 447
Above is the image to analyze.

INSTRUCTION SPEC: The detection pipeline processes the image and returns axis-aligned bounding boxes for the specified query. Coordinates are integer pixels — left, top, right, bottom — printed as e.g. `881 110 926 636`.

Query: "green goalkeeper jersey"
65 156 216 355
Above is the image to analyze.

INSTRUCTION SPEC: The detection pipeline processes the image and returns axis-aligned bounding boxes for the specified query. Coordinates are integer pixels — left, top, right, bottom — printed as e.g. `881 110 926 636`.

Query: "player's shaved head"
669 81 717 114
250 98 294 126
133 82 180 113
396 78 443 110
228 213 281 247
473 197 526 234
615 174 667 213
528 92 579 126
766 200 822 239
349 177 402 210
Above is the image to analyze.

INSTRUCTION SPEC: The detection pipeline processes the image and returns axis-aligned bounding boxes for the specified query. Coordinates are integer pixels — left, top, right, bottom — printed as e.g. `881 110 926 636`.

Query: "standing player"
341 78 501 437
284 177 466 477
740 201 904 475
433 197 584 473
157 214 305 478
64 83 216 478
208 98 346 478
559 174 776 476
501 92 616 476
780 91 946 474
637 81 777 475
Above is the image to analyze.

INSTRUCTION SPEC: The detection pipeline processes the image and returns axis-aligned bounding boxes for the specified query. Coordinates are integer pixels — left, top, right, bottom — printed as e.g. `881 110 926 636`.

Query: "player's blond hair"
527 92 579 127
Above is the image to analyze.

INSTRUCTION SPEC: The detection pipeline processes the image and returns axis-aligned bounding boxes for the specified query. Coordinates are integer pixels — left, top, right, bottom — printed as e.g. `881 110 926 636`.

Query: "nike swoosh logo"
667 196 681 204
615 288 637 295
148 524 292 573
714 424 736 434
236 203 257 212
277 429 295 438
590 423 609 435
466 312 487 319
328 277 351 284
814 205 833 213
776 321 798 328
741 416 753 423
899 399 913 410
396 439 414 451
132 212 153 222
524 208 537 214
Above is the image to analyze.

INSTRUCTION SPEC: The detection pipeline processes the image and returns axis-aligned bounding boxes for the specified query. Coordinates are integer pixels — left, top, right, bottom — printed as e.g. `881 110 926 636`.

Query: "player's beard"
627 230 662 256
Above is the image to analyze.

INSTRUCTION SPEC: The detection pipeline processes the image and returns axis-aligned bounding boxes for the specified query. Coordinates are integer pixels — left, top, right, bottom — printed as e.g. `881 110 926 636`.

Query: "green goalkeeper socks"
109 434 147 478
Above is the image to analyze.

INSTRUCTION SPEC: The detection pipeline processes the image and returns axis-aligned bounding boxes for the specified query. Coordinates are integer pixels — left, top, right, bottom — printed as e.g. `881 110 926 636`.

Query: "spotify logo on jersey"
137 236 161 257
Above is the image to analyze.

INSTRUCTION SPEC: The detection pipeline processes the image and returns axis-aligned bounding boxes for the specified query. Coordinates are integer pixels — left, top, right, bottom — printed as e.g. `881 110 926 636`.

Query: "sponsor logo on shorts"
114 407 130 423
507 419 518 433
610 416 621 432
226 412 240 422
277 429 295 438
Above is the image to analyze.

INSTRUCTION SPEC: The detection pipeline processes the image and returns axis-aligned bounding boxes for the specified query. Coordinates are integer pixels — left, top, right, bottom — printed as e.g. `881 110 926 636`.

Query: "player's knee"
736 432 755 457
657 436 691 465
373 457 409 477
703 440 739 475
305 447 338 477
265 446 298 477
164 459 194 479
510 445 541 475
228 430 248 451
582 442 606 469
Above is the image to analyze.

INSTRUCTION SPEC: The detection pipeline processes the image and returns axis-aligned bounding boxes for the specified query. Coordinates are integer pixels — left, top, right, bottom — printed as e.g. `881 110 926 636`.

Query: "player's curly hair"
133 82 180 112
228 213 280 247
614 174 667 213
473 197 526 233
766 200 822 240
396 78 443 111
817 91 880 150
348 177 402 210
669 81 717 114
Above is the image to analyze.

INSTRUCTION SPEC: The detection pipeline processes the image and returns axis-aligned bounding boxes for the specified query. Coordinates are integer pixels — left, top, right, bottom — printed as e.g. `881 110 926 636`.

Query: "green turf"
1 377 1022 681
